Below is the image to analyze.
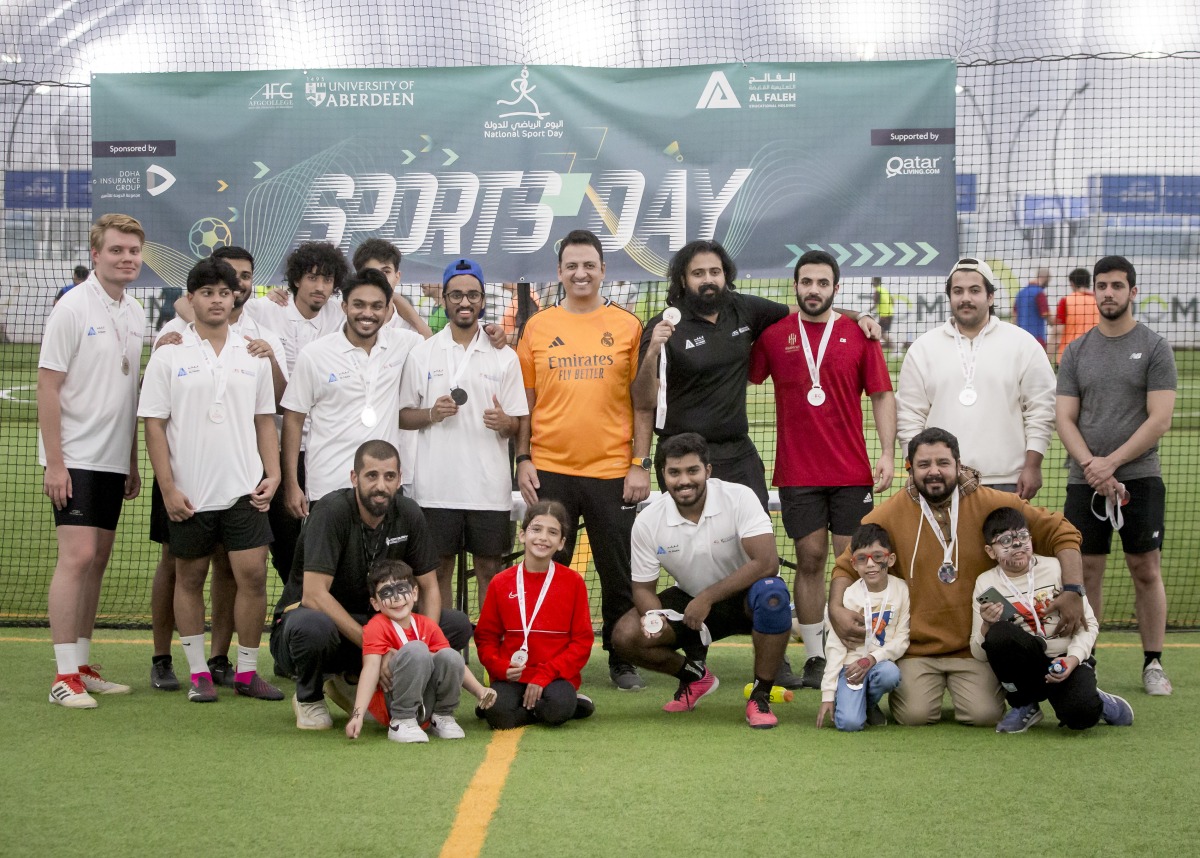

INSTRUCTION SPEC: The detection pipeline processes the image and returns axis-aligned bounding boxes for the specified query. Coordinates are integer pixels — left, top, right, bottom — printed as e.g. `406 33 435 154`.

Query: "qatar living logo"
886 155 942 178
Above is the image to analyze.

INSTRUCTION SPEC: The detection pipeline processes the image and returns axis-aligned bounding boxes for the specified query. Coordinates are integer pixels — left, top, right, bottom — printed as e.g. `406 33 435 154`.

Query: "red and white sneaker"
662 668 719 713
79 664 132 695
745 696 778 729
50 674 98 709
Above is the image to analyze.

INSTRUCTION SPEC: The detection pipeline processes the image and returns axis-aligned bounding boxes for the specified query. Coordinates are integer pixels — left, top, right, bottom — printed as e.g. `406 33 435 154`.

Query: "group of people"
38 212 1174 740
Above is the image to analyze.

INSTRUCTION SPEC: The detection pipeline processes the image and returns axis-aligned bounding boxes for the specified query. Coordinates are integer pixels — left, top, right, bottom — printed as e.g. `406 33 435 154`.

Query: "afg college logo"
248 81 294 110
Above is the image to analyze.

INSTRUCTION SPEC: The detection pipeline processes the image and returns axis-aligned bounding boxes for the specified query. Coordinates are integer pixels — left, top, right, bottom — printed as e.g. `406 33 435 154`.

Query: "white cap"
948 256 996 287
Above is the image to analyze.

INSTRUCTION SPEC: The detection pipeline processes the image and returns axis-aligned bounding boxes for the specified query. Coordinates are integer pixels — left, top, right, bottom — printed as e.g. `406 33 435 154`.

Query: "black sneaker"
774 655 805 690
800 656 826 689
609 661 646 691
572 694 596 720
866 703 887 727
150 658 180 692
207 655 236 688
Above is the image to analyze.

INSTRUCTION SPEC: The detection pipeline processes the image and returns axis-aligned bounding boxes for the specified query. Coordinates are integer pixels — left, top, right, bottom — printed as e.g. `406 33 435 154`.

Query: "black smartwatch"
515 454 532 465
1062 584 1086 597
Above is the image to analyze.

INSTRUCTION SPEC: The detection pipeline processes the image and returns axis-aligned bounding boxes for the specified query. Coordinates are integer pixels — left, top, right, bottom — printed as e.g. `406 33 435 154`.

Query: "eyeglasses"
445 290 484 304
852 551 891 567
991 530 1031 549
376 582 414 602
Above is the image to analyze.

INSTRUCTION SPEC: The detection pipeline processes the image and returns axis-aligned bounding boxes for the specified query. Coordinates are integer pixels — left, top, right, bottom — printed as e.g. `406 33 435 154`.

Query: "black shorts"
168 495 273 559
421 507 512 557
778 485 874 540
51 468 125 530
1064 478 1166 556
658 585 751 647
149 478 170 544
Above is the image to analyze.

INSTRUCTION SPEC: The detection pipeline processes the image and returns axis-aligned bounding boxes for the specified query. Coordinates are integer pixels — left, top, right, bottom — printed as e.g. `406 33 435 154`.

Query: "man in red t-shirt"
748 249 896 688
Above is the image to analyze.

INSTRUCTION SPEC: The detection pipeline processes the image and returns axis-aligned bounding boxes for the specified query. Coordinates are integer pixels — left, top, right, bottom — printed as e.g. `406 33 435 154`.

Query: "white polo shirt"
399 326 528 510
631 478 775 597
156 313 288 382
242 295 342 374
137 326 276 512
38 276 144 474
280 326 421 502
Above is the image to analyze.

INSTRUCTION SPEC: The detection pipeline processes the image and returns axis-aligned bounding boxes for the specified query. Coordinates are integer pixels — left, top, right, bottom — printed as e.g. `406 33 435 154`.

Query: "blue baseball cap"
442 257 484 290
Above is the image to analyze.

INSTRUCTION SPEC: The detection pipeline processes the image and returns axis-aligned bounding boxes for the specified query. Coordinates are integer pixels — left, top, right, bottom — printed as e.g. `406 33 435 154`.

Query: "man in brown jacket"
828 427 1088 726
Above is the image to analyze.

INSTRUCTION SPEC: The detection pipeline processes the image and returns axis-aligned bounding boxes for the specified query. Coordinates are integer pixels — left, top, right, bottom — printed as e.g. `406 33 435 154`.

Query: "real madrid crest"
601 331 614 347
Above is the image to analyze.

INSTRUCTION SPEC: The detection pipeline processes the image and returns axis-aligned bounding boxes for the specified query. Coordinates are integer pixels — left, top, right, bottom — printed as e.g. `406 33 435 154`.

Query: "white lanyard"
915 490 960 575
191 326 230 405
862 581 891 657
799 313 837 402
951 323 980 391
89 282 131 373
655 307 681 431
348 344 383 404
515 561 556 654
1091 485 1126 531
447 326 485 393
1000 560 1045 637
391 617 419 646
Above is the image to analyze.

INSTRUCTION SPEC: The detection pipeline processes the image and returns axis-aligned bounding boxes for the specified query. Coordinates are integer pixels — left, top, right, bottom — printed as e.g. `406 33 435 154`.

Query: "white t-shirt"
137 327 276 511
398 326 528 510
241 295 343 374
38 276 144 474
156 313 288 383
280 327 422 502
631 478 775 597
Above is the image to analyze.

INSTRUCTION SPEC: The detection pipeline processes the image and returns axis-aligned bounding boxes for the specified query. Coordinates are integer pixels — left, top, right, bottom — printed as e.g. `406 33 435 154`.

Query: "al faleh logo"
696 71 741 109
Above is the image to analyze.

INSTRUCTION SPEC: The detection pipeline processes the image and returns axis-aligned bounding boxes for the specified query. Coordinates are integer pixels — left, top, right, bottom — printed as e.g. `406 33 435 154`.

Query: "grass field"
2 299 1199 628
1 627 1197 858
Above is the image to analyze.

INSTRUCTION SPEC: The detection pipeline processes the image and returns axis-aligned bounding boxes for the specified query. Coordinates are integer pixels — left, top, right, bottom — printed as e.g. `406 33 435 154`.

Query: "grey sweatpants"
387 641 464 720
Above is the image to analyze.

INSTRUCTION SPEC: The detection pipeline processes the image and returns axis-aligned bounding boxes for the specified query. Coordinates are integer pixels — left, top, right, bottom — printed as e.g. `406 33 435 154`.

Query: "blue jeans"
834 659 902 732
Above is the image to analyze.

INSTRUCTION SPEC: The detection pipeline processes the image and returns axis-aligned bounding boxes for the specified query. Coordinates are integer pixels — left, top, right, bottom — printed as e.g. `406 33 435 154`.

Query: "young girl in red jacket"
474 500 595 728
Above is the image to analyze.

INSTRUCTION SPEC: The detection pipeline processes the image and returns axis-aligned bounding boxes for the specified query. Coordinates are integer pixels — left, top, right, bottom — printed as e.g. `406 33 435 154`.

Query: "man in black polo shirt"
269 439 472 730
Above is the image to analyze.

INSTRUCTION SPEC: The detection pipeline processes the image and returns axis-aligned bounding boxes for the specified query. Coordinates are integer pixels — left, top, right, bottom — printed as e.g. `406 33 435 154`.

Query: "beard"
682 284 730 316
356 486 392 517
916 476 955 504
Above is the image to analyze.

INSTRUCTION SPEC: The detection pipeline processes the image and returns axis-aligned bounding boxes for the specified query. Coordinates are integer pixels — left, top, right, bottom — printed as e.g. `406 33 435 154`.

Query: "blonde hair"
90 213 145 252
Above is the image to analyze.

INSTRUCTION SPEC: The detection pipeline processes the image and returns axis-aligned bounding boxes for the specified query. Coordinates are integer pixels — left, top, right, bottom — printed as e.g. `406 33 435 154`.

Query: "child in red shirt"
346 560 495 743
474 500 595 729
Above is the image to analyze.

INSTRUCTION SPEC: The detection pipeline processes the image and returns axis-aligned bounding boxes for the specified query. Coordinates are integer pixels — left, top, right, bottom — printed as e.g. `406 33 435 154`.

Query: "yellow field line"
438 727 524 858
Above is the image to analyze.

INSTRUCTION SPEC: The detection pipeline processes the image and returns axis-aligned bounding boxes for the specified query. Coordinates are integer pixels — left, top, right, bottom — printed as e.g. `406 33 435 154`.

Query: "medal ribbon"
391 617 418 646
862 580 891 657
89 281 131 369
799 313 837 396
515 561 556 655
191 324 230 406
951 322 980 391
447 325 485 396
1000 558 1046 637
916 489 960 577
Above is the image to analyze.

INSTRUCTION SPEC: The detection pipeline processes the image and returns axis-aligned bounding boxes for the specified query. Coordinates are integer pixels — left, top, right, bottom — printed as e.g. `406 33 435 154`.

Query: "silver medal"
509 649 529 668
662 307 682 326
807 387 826 407
958 387 978 407
208 404 226 424
642 613 664 635
938 562 958 584
361 406 379 428
121 355 131 376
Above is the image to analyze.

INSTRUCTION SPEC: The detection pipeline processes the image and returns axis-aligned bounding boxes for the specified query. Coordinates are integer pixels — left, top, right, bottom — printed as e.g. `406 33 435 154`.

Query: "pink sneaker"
662 668 719 713
745 697 778 729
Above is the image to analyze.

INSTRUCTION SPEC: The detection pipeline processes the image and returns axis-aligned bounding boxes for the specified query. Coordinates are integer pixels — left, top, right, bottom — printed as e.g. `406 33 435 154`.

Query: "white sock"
180 634 209 676
76 637 91 666
799 623 825 660
236 645 258 676
54 643 79 676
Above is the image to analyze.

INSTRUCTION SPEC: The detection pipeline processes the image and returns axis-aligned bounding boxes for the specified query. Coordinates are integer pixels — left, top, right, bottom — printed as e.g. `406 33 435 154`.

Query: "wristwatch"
632 457 651 471
1062 583 1086 597
515 454 532 465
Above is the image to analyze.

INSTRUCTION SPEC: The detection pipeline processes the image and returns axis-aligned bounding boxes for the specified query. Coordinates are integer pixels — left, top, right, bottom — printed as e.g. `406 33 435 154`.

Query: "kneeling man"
613 433 791 729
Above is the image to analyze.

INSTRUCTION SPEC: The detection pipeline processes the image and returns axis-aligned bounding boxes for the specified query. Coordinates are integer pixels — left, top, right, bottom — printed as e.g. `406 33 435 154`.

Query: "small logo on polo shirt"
731 326 750 336
548 336 565 348
657 546 666 555
385 535 408 546
601 331 614 347
1130 352 1142 360
177 368 187 377
328 373 338 382
87 327 98 336
684 336 706 349
839 338 847 343
787 333 797 346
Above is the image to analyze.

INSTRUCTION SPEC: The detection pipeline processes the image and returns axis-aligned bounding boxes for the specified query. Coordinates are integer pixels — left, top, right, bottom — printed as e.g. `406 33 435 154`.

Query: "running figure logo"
497 67 550 119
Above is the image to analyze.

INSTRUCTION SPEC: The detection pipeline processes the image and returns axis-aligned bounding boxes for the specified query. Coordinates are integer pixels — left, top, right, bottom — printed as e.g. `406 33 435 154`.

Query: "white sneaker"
388 718 429 744
79 665 132 695
49 675 98 709
322 674 356 713
292 694 333 730
1143 659 1173 696
430 714 466 739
